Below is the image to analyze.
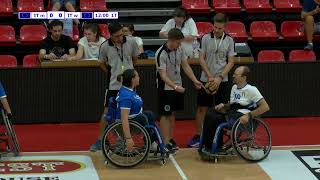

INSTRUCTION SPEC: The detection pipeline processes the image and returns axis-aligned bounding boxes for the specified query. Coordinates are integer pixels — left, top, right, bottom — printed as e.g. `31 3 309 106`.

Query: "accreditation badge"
218 51 225 60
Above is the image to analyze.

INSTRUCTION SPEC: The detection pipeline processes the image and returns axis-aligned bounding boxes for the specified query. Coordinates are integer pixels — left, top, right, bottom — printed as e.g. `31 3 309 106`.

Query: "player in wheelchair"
198 66 272 162
101 69 169 168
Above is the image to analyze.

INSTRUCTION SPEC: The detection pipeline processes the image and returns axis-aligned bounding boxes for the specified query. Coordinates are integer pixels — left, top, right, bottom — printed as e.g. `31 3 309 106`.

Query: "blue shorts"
52 0 76 6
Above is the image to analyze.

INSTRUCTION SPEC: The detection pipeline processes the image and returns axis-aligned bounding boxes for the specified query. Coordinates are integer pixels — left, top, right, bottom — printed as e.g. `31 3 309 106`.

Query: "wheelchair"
101 98 169 168
0 109 20 158
198 114 272 163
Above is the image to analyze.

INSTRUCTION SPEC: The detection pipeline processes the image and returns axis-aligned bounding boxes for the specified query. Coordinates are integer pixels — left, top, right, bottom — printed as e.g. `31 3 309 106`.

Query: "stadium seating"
0 55 17 68
213 0 241 13
281 21 305 41
257 50 285 62
72 25 80 43
182 0 210 14
0 0 13 16
20 25 47 46
274 0 302 13
289 50 316 62
80 0 107 11
250 21 278 42
243 0 272 13
23 54 39 68
195 22 213 39
98 24 110 39
17 0 45 12
0 25 16 46
225 21 248 42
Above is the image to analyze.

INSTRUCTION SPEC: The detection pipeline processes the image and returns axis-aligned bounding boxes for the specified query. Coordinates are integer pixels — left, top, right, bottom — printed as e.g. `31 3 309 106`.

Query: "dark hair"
173 6 189 19
213 13 228 24
122 24 135 32
117 69 136 87
84 23 102 40
49 20 64 30
242 66 250 78
168 28 184 40
108 22 123 35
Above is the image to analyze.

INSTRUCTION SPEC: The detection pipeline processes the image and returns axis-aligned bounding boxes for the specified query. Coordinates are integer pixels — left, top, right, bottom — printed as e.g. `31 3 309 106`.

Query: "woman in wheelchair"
200 66 270 156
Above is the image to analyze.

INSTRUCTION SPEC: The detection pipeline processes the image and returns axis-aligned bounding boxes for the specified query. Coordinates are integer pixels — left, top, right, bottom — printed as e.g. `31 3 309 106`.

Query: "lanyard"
167 50 178 75
115 44 125 73
214 32 225 53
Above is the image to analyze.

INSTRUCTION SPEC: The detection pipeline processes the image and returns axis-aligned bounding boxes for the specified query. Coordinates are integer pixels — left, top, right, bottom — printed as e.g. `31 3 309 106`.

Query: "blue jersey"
115 86 143 120
303 0 320 23
0 82 7 98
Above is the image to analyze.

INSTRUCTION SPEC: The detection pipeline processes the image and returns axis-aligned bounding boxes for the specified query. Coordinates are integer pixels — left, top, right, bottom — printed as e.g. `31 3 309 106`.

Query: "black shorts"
104 89 119 107
197 81 230 107
158 90 184 116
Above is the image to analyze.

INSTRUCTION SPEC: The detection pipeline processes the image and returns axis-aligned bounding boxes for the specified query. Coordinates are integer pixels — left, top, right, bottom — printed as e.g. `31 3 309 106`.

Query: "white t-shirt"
78 36 106 60
230 84 264 114
134 36 143 46
160 18 198 37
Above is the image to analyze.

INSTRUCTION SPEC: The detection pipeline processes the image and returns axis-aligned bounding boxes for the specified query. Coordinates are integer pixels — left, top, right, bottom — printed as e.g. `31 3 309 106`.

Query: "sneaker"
150 141 159 153
187 135 200 148
216 148 228 155
304 43 313 51
90 139 101 152
164 143 176 154
169 139 179 151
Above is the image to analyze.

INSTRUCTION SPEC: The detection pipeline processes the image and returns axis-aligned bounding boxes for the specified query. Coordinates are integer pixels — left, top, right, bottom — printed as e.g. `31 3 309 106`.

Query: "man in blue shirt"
0 82 12 119
302 0 320 50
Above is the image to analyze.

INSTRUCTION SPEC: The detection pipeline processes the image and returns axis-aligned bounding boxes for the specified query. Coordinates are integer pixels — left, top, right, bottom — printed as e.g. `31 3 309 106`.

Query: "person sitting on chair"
0 81 12 119
201 66 270 153
115 69 156 151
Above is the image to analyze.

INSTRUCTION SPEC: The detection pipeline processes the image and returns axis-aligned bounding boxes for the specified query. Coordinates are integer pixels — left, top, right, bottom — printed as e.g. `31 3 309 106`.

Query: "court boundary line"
169 154 189 180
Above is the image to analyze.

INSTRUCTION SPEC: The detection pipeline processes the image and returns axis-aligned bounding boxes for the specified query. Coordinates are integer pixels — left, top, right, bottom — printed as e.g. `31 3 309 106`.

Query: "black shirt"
40 35 74 58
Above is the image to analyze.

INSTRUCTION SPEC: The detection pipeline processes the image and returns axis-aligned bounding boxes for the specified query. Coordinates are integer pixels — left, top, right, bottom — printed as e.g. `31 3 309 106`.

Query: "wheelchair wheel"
231 118 272 162
2 111 20 156
101 121 150 168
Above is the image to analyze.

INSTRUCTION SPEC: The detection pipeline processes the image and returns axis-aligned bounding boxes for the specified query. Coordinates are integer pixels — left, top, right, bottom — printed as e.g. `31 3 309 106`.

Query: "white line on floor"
169 154 189 180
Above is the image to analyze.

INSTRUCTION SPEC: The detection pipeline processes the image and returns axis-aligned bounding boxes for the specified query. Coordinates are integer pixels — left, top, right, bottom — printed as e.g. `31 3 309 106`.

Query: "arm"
0 97 11 114
181 59 198 83
159 19 172 38
250 99 270 118
121 108 131 139
98 61 108 74
98 43 109 74
68 44 84 61
220 56 235 78
39 49 47 61
68 48 76 56
159 69 178 89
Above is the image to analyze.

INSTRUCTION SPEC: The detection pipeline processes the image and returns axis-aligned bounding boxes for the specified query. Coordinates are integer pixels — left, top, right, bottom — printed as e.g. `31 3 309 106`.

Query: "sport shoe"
169 139 179 151
304 43 313 51
187 135 200 148
150 141 159 153
164 143 176 154
90 139 101 152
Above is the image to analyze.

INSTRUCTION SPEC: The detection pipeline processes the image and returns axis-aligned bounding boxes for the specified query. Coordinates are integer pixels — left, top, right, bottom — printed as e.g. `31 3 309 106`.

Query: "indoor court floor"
9 146 319 180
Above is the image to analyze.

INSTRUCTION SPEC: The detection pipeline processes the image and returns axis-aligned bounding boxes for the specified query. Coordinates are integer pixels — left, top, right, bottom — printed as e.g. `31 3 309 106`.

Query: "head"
314 0 320 4
167 28 184 49
49 20 64 40
173 7 188 27
118 69 140 88
84 23 102 42
122 24 135 36
233 66 250 86
212 13 228 38
108 22 124 44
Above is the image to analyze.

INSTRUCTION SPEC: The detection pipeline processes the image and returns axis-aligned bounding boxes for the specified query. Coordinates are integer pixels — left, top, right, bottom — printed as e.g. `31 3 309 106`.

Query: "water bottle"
192 39 200 59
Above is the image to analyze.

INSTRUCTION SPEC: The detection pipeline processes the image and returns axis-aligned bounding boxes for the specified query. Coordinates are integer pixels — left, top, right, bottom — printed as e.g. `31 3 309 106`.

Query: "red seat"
289 50 316 62
195 22 213 39
250 21 278 42
274 0 302 13
0 25 16 46
243 0 272 13
225 21 248 42
23 54 39 68
80 0 107 11
182 0 210 14
0 55 17 68
20 25 47 46
0 0 13 16
281 21 305 41
98 24 110 39
213 0 241 13
257 50 285 62
17 0 45 12
72 25 80 43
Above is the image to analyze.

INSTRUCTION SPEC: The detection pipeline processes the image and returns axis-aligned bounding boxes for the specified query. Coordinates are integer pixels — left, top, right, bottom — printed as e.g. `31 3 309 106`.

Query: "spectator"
51 0 79 25
67 23 106 60
122 24 144 54
39 20 75 61
301 0 320 50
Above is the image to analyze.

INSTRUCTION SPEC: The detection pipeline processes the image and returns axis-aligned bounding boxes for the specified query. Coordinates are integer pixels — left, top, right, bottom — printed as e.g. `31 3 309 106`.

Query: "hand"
47 53 58 60
215 103 224 111
6 112 12 120
212 76 222 90
193 80 204 90
126 138 135 151
175 85 185 93
208 76 214 82
66 56 73 61
239 114 250 124
315 7 320 14
61 54 69 60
